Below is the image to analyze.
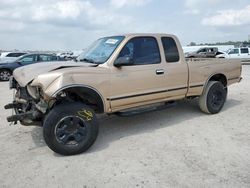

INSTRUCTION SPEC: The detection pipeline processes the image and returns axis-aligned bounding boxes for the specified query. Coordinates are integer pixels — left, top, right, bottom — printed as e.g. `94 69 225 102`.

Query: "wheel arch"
0 68 12 73
202 73 227 94
52 85 105 113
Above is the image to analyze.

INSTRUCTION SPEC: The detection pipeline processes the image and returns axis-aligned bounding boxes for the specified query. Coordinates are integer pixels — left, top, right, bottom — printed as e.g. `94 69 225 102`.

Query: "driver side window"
117 37 161 65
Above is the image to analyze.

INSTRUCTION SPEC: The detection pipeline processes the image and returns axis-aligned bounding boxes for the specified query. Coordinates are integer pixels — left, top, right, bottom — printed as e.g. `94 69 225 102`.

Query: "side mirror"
16 61 22 65
114 56 133 67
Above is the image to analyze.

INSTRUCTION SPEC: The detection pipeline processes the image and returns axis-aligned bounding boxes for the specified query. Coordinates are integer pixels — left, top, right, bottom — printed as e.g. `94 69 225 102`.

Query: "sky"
0 0 250 51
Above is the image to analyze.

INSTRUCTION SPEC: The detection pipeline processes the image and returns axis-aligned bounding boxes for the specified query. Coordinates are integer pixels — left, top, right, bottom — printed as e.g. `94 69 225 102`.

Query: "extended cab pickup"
5 34 242 155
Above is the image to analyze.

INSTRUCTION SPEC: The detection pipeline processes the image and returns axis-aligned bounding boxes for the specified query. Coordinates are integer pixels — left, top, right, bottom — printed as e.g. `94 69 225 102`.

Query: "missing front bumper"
6 112 33 123
5 102 43 126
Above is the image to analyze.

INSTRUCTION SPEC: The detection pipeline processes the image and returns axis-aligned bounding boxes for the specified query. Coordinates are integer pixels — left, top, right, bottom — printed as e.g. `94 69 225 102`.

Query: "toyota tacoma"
5 34 242 155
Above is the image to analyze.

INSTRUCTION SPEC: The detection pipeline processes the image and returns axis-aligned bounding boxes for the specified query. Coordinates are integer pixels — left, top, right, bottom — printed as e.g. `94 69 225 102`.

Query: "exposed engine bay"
5 77 51 125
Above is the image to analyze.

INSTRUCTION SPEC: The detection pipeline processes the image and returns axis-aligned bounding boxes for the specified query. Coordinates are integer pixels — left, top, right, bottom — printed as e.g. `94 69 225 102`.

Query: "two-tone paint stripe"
228 77 240 81
189 84 204 88
107 84 203 101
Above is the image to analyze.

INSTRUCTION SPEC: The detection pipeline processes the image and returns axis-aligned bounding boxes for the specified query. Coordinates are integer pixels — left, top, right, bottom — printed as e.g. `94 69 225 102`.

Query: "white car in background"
0 52 27 63
216 47 250 61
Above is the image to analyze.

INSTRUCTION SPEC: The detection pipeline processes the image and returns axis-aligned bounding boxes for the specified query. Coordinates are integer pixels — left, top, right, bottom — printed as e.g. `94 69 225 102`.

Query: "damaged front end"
4 61 97 126
5 77 51 126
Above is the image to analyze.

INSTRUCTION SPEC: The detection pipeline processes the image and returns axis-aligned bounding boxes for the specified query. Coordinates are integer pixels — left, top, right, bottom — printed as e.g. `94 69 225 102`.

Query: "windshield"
77 36 125 64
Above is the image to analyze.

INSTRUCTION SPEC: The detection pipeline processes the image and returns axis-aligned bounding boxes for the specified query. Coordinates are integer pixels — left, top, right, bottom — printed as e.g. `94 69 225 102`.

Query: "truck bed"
186 58 242 97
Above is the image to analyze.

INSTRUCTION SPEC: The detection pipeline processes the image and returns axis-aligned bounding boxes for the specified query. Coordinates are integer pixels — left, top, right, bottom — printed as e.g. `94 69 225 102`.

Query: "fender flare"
202 73 227 94
52 84 105 113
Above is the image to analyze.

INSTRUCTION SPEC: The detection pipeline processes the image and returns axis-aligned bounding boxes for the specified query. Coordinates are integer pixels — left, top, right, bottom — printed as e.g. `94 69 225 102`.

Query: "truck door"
197 48 207 58
160 37 188 98
207 48 217 58
109 36 169 111
228 48 240 58
109 36 188 111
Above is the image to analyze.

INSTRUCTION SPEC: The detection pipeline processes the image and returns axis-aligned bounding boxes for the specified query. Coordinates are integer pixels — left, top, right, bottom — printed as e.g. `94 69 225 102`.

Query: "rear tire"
199 81 227 114
43 102 99 155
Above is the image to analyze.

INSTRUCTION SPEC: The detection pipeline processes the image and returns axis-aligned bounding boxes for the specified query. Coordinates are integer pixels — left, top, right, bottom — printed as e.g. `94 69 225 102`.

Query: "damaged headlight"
27 85 41 99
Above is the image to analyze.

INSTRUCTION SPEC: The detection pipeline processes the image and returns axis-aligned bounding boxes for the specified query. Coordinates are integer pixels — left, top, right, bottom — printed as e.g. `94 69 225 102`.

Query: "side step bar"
115 101 176 117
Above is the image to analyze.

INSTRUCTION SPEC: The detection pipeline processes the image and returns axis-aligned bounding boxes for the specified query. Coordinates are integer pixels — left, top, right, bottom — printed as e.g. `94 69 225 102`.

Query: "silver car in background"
0 52 27 63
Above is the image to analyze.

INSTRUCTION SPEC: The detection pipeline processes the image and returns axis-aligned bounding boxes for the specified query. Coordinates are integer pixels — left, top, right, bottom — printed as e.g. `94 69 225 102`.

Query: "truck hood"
13 61 97 87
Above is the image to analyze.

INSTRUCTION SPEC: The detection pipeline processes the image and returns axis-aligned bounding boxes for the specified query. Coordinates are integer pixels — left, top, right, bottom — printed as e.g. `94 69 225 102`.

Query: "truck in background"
186 47 224 58
216 47 250 62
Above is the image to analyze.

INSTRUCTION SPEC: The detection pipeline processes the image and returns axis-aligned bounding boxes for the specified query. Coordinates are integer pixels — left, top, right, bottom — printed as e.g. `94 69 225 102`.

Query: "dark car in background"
186 47 224 58
0 53 62 81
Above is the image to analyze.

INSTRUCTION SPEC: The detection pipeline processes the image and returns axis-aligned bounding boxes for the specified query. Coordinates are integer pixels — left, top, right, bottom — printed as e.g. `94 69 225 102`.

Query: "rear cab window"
161 37 180 63
240 48 249 54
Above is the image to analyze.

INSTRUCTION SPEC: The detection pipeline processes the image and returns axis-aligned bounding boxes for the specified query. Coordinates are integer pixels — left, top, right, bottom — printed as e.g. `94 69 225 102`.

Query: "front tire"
43 102 99 155
199 81 227 114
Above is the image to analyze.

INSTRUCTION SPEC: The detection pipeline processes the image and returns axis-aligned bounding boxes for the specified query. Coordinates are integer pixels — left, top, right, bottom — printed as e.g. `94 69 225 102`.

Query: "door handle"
156 69 164 75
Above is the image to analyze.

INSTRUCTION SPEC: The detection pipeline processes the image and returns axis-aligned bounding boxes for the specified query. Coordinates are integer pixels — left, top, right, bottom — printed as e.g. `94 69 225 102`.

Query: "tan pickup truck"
5 34 242 155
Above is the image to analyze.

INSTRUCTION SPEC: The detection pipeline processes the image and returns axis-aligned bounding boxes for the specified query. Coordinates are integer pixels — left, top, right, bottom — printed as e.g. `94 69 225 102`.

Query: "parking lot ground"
0 66 250 188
